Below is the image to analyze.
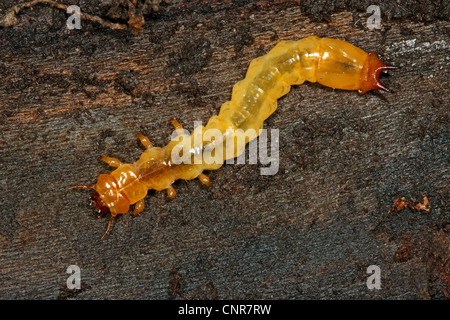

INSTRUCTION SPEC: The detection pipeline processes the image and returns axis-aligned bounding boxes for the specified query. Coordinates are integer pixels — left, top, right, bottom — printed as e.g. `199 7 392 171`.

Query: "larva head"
358 52 396 95
92 173 131 215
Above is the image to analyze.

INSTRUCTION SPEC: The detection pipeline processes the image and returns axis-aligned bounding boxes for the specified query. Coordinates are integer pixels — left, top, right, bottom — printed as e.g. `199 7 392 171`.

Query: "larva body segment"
74 36 395 237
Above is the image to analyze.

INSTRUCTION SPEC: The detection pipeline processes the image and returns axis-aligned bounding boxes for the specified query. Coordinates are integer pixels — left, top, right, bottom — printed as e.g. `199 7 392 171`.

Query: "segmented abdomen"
169 36 321 178
215 37 319 134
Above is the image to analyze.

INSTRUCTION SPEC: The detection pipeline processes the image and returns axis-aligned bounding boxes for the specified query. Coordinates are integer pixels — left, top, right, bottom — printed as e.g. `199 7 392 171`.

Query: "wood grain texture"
0 1 448 299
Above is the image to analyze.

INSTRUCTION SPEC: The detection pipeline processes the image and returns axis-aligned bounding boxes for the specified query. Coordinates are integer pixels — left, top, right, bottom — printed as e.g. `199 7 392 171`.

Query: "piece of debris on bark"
387 196 431 215
0 0 135 31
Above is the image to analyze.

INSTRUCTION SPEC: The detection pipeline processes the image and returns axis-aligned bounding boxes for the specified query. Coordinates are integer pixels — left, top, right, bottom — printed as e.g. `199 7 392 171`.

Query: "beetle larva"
73 35 396 238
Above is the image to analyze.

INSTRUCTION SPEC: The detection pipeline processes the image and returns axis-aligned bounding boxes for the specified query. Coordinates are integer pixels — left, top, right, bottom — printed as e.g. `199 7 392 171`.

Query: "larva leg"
166 185 176 199
198 173 212 186
100 156 123 168
170 118 185 136
101 216 114 240
131 199 145 216
136 133 153 149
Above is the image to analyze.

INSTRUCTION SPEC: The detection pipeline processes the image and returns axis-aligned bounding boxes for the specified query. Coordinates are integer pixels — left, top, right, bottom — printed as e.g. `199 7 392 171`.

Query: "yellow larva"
73 35 395 238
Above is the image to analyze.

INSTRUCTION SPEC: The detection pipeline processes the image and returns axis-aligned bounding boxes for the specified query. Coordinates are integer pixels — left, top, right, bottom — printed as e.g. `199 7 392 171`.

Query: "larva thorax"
206 36 370 137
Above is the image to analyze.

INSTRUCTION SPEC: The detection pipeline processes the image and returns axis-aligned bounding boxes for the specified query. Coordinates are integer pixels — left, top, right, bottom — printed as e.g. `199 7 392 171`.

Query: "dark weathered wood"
0 1 448 299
